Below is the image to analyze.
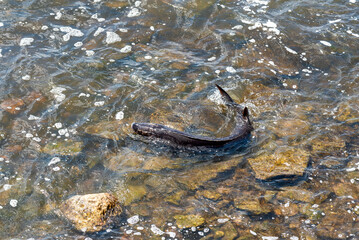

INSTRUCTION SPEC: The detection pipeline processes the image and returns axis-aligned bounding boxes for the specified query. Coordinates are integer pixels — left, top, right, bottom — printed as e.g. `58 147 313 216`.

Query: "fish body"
132 85 253 147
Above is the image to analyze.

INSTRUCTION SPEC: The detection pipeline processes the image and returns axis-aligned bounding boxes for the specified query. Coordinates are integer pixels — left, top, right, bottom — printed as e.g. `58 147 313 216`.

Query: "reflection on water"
0 0 359 238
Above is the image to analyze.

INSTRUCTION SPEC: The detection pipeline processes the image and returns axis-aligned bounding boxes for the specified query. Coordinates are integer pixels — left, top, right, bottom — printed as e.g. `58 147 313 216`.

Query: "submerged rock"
269 118 310 138
42 140 83 156
248 147 309 180
142 155 180 171
336 100 359 123
84 121 121 140
174 214 205 229
0 98 25 114
196 189 222 201
310 134 346 154
234 198 272 215
175 158 242 190
104 148 144 171
114 183 147 206
59 193 122 232
276 187 314 203
273 202 299 217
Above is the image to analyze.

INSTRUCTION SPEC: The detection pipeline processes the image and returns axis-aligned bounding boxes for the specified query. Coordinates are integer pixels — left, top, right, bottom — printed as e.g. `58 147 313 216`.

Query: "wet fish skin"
132 85 253 147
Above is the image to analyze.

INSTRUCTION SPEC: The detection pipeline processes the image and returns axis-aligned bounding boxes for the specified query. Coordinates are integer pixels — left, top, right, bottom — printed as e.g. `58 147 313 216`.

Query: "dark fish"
131 85 253 147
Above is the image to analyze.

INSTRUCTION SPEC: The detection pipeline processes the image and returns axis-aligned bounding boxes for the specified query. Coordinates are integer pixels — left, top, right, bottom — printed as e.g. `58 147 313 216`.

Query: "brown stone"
274 202 299 217
59 193 122 232
248 147 309 180
269 118 310 138
0 98 25 114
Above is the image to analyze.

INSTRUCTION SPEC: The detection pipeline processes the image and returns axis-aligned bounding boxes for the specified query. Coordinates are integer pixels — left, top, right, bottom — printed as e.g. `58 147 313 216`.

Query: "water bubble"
10 199 18 207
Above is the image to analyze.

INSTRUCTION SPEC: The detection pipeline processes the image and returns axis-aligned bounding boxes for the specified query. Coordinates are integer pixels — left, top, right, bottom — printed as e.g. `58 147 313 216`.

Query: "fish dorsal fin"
215 84 234 103
243 107 249 118
242 107 252 125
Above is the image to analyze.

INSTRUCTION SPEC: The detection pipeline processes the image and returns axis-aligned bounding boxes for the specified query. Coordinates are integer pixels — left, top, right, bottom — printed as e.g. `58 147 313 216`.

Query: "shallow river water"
0 0 359 239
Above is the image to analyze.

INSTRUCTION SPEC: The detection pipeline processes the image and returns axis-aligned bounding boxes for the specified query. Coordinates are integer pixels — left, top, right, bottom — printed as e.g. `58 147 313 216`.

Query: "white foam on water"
48 157 61 166
127 215 140 224
115 111 124 120
94 27 105 37
150 224 164 235
20 38 34 46
28 115 40 120
226 66 236 73
120 45 132 53
128 8 141 17
86 50 95 56
106 32 121 44
320 40 332 47
285 46 298 54
22 75 31 80
60 27 84 41
3 184 12 191
94 101 105 106
217 218 229 223
10 199 18 207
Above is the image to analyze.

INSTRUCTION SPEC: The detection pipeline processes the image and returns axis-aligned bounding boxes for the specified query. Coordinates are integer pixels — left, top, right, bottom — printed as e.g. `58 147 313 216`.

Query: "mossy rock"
175 158 242 190
42 140 83 156
248 147 309 180
59 193 122 232
174 214 205 229
310 134 346 154
115 183 147 206
196 190 222 201
235 198 272 215
269 118 310 138
84 121 121 140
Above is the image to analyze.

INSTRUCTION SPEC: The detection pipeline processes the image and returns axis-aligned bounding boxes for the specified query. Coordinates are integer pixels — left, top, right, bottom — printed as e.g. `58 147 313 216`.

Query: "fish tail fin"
215 84 235 103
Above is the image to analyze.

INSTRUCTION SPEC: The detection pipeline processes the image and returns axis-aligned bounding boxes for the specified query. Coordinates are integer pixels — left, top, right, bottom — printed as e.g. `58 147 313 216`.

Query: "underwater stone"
269 118 310 138
0 98 25 114
174 214 205 229
248 147 309 180
175 158 241 190
84 121 121 140
59 193 122 232
336 100 359 123
235 198 272 215
42 140 83 156
196 190 222 201
310 134 346 154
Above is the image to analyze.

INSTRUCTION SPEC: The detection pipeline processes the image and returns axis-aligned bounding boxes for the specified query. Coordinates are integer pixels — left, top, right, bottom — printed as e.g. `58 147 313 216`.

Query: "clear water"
0 0 358 239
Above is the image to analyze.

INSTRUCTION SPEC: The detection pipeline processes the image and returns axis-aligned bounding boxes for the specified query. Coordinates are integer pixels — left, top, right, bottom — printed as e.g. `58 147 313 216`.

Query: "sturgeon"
131 85 253 147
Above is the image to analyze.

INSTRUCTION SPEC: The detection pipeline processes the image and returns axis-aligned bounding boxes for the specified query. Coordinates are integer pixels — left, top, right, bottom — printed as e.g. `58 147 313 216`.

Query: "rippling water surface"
0 0 359 239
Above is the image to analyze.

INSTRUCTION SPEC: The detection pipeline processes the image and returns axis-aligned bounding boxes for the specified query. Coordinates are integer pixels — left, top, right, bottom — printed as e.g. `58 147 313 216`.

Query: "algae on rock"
42 140 83 156
248 147 309 180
